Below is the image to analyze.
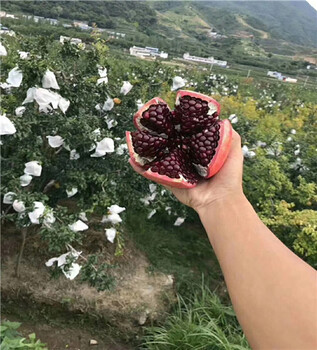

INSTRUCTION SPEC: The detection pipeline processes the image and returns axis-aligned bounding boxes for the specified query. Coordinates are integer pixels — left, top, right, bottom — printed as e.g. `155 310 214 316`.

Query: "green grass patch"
125 210 223 296
142 284 250 350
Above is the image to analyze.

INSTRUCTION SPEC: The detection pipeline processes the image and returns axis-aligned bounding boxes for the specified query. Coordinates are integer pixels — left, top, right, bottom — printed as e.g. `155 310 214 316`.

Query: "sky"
307 0 317 11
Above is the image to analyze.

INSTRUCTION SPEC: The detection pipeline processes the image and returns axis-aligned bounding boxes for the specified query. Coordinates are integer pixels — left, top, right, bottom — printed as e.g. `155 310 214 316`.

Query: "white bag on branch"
0 114 16 135
42 69 60 90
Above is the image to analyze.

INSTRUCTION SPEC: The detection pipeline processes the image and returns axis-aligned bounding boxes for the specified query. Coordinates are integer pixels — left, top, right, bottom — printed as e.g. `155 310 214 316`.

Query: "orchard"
1 30 317 346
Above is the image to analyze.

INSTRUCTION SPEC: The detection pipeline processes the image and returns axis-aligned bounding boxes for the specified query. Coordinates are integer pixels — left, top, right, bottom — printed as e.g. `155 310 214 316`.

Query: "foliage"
80 254 116 291
143 285 250 350
1 0 157 29
195 1 317 46
0 320 47 350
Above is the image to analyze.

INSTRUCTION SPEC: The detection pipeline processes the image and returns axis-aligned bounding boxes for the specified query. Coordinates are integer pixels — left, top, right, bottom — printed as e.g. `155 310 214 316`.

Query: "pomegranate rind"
175 90 221 115
205 119 232 178
128 158 196 189
133 97 170 133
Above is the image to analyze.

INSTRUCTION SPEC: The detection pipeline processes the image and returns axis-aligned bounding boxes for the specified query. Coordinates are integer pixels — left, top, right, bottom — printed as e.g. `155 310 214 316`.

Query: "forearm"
198 194 317 349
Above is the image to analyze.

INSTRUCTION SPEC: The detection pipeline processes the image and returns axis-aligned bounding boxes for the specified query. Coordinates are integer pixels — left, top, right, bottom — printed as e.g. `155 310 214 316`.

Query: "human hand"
129 129 244 213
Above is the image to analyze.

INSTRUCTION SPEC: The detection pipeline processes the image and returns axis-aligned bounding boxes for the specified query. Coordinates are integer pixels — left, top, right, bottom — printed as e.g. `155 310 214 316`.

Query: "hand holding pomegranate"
130 129 243 212
164 129 244 212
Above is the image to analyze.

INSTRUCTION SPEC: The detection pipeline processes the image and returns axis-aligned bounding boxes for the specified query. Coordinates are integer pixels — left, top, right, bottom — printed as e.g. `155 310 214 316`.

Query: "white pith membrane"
207 102 218 116
193 163 208 177
133 152 155 166
145 169 188 184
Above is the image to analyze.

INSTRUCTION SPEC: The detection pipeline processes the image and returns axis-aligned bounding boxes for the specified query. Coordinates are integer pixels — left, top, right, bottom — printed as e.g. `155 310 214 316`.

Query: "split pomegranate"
126 91 232 188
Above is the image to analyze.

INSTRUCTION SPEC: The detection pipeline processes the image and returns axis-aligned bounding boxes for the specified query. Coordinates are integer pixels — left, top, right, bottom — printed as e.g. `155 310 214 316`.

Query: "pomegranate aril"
131 131 168 158
140 102 173 135
175 96 219 134
147 149 199 185
189 122 220 166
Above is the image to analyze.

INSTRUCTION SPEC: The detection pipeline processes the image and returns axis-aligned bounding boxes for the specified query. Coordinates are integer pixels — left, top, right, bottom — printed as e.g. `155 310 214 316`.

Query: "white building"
267 71 283 79
130 46 168 59
46 18 58 25
106 31 125 38
5 13 17 19
0 29 16 36
73 21 90 30
130 46 151 57
33 16 45 23
160 52 168 59
183 53 227 68
283 77 297 83
60 36 84 47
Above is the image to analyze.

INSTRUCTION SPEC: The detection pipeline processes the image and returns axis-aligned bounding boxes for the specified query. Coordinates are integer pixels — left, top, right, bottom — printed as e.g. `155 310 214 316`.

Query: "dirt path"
236 15 269 39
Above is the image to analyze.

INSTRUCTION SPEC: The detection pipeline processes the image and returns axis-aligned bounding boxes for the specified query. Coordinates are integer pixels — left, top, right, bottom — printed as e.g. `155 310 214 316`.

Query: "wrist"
196 191 247 218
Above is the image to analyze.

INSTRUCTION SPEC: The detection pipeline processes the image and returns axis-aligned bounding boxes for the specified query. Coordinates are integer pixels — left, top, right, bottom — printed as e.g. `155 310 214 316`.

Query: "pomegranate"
126 91 232 188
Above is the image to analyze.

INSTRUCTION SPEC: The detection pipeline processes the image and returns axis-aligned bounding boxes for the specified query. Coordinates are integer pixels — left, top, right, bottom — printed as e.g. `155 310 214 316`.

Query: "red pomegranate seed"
131 131 168 158
140 102 173 135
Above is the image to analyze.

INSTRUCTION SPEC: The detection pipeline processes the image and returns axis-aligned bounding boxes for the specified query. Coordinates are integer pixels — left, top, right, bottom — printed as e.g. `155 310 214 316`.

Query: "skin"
130 130 317 349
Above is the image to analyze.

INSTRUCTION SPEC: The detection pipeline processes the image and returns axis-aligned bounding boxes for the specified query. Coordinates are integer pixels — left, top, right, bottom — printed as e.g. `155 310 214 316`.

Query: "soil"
2 314 133 350
1 222 176 347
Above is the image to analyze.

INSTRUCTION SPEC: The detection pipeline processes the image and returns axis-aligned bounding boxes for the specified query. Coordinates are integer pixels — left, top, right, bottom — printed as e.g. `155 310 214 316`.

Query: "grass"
125 210 223 296
142 284 250 350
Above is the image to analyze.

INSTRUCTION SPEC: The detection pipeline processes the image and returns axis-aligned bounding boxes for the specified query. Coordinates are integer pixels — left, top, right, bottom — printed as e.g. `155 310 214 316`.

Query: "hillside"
1 0 317 69
2 1 316 47
192 1 317 46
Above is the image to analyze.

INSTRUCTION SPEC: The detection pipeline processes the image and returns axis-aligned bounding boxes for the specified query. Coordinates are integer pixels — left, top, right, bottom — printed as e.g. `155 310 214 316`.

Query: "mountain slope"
150 1 316 46
2 1 316 47
193 1 317 46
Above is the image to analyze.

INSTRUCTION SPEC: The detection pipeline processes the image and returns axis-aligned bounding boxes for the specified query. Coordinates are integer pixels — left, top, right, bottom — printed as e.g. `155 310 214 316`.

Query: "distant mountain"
2 0 316 63
193 1 317 46
2 1 316 47
1 1 158 29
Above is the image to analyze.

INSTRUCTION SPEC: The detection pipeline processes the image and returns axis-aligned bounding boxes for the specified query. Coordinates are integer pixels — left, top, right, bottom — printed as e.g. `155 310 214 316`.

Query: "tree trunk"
15 227 28 278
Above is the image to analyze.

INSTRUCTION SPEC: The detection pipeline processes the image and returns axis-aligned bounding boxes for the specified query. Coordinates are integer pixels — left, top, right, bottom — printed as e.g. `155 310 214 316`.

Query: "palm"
130 130 243 212
167 133 243 209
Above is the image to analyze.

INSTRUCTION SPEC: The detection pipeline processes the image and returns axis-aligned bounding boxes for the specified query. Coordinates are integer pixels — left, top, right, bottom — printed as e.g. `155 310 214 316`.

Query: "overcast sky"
307 0 317 11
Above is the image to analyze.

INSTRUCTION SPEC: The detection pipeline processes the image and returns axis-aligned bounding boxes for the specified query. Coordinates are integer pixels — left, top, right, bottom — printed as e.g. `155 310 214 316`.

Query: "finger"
227 129 243 161
164 185 174 192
